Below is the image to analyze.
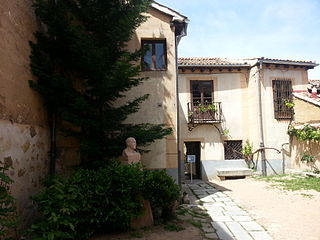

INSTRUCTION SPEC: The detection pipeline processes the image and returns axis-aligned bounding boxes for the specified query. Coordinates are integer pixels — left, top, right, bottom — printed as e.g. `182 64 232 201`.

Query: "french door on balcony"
191 80 213 105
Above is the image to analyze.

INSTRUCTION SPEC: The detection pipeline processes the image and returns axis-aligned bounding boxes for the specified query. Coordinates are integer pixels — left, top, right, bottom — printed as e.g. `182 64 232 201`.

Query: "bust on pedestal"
122 137 141 164
121 137 154 228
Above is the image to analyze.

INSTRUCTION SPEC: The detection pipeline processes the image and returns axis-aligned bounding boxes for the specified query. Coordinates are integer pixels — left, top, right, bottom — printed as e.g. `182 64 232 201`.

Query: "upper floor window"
191 80 213 105
272 79 293 120
141 39 167 71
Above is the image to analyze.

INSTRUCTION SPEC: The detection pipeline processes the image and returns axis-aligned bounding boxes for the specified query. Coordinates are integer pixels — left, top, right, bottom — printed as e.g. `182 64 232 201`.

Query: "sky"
156 0 320 79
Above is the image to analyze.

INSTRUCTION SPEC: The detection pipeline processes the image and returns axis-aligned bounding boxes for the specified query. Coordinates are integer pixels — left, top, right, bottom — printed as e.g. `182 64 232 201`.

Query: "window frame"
190 80 214 105
141 39 167 71
272 79 294 120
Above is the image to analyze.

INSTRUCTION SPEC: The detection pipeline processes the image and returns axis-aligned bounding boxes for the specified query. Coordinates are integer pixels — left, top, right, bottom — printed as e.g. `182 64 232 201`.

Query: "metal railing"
187 102 222 125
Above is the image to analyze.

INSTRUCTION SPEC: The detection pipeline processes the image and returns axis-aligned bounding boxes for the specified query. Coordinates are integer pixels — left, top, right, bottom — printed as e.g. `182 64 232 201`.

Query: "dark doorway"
185 141 201 179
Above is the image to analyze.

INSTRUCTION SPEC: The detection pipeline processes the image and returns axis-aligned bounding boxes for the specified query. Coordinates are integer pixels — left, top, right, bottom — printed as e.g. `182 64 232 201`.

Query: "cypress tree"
29 0 172 167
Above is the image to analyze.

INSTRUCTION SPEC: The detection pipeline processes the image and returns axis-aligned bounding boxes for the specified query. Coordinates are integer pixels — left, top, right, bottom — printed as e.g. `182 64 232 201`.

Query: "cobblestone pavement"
179 180 273 240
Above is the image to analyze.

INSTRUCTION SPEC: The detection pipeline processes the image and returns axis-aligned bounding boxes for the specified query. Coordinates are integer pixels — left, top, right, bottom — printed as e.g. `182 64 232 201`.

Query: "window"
191 80 213 105
141 40 167 71
272 80 293 120
224 140 243 160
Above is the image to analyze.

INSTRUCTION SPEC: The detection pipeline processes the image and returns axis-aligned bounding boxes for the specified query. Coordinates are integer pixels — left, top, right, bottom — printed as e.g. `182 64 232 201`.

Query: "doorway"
185 141 201 179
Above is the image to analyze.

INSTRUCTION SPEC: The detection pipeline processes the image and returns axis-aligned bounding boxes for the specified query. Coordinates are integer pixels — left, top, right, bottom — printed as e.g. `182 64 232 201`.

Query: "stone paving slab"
231 216 253 222
240 221 264 231
211 222 235 240
249 231 273 240
205 232 219 239
225 210 249 216
183 180 273 240
225 222 253 240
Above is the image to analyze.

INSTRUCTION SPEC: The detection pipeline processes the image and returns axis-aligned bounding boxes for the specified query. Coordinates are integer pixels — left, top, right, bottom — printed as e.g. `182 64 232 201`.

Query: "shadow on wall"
292 137 320 171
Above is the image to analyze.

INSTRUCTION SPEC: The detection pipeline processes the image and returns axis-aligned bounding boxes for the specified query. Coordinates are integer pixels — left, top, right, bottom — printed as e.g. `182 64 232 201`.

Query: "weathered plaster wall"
0 0 47 125
0 121 49 227
293 97 320 123
291 137 320 171
0 0 50 228
124 8 178 170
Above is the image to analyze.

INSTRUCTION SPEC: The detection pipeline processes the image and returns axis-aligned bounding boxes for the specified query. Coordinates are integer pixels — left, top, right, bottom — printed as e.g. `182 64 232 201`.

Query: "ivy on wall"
288 124 320 142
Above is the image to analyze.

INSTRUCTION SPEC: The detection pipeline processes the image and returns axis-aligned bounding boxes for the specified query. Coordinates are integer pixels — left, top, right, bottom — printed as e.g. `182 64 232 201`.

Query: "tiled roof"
293 92 320 107
178 57 318 68
178 57 251 67
257 57 318 67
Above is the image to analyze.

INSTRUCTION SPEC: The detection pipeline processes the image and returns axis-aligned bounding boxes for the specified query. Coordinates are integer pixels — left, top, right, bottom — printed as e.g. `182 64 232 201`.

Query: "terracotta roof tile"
178 57 318 68
178 57 251 66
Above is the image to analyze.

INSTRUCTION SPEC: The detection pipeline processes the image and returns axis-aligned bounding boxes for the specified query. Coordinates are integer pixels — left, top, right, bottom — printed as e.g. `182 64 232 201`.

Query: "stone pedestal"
131 199 154 229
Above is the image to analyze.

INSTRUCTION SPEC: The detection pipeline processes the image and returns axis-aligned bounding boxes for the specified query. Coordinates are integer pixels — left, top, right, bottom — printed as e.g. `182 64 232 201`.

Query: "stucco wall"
293 97 320 123
124 8 178 170
259 67 308 160
0 0 50 228
178 70 249 161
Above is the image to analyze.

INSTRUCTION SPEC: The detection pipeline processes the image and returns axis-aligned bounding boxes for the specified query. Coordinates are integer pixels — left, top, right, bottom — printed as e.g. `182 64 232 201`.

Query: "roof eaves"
151 1 189 22
178 64 251 68
257 58 318 67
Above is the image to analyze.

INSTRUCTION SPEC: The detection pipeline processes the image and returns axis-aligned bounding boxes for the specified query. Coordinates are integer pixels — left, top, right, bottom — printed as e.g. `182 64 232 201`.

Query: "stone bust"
122 137 141 164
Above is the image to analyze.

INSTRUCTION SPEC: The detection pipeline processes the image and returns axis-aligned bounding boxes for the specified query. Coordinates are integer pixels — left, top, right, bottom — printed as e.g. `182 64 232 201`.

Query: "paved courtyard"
181 180 272 240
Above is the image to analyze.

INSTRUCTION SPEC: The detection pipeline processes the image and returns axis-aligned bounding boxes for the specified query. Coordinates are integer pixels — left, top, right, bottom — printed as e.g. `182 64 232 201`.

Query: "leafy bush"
0 161 17 240
241 140 253 159
29 162 144 239
143 170 180 222
29 163 181 239
288 124 320 142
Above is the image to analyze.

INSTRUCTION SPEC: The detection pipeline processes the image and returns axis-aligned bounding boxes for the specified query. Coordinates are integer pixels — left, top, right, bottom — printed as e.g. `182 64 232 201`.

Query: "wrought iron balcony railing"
187 102 222 128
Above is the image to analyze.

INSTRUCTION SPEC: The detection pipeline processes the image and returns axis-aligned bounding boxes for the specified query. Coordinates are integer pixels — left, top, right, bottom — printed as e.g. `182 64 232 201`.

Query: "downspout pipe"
49 112 57 176
173 20 188 185
257 60 267 176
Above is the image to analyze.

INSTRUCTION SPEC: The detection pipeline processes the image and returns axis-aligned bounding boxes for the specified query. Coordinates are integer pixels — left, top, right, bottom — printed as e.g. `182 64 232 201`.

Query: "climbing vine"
288 124 320 142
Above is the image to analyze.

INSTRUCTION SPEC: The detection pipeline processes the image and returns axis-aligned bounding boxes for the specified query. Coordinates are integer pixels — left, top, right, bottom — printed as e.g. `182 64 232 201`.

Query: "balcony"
187 102 222 130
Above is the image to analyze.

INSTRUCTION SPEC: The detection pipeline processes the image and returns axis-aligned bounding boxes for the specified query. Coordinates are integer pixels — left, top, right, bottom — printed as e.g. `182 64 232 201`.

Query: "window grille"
272 80 293 120
224 140 243 160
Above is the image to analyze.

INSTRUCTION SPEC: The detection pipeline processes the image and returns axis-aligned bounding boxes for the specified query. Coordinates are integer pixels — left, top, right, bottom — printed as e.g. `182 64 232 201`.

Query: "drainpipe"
173 20 188 185
49 0 58 176
257 60 267 176
49 112 57 176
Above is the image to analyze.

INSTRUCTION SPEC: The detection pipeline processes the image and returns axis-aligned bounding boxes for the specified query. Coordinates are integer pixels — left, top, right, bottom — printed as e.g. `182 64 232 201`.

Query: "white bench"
216 168 252 180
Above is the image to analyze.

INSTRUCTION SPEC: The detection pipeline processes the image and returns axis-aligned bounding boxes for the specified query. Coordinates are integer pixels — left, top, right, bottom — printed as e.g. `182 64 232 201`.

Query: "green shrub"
0 161 17 240
143 170 180 222
29 162 144 239
29 164 181 239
